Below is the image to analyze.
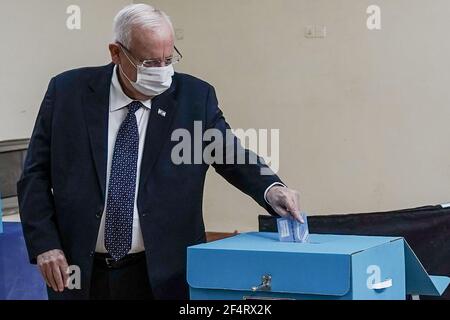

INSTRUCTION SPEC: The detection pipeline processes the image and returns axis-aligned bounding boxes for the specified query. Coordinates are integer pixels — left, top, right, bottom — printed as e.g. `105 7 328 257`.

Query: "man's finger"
43 263 58 291
289 210 303 223
41 263 53 288
51 261 65 292
291 193 303 223
38 264 51 287
273 205 290 218
59 259 70 288
285 197 303 223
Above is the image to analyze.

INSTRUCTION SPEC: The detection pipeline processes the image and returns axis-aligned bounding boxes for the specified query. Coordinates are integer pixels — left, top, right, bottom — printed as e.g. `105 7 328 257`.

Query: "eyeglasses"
118 42 183 68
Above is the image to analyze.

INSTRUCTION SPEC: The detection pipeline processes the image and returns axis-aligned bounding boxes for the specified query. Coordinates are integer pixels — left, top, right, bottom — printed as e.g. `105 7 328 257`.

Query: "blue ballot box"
187 232 450 300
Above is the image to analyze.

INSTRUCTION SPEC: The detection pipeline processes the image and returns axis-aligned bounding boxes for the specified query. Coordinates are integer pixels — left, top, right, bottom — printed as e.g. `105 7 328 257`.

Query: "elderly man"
17 4 302 300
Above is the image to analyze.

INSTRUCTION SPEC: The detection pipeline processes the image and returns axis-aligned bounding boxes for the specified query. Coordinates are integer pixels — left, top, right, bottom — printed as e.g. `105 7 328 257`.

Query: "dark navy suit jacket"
17 63 282 300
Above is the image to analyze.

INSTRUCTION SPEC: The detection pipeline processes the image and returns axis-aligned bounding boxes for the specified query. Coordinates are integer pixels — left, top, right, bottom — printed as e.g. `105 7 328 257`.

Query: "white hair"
113 3 174 49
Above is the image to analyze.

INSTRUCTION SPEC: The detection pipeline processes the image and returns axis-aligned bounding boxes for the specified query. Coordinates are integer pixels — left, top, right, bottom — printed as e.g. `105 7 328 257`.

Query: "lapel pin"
158 108 167 117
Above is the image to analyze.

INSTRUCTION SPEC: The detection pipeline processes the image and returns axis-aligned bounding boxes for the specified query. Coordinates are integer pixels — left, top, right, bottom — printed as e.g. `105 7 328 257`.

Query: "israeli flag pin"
158 108 167 117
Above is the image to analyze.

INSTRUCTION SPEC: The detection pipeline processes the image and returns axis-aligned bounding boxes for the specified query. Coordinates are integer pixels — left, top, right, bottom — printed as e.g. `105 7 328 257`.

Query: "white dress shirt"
95 65 284 255
95 66 150 253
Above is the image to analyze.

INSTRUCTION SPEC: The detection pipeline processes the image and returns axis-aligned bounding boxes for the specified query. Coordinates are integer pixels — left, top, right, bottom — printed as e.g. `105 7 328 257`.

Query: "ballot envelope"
187 232 450 300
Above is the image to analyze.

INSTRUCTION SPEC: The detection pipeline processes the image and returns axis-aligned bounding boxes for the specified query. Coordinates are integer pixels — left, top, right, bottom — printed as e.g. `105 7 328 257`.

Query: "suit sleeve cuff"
264 182 287 208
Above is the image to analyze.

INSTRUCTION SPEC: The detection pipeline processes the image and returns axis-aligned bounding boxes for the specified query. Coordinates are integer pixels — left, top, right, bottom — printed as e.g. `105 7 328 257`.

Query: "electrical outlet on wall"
305 25 315 38
304 25 327 39
315 25 327 38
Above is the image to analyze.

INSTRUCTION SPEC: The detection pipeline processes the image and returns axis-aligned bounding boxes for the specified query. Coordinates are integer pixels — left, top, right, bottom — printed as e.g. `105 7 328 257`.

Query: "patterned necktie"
105 101 142 260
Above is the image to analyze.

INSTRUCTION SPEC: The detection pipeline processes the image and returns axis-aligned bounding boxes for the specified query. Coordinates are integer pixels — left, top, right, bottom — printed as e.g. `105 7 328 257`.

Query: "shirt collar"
110 65 151 112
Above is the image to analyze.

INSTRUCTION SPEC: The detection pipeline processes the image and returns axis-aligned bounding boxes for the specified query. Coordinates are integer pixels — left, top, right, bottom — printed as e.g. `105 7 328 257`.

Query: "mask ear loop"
119 63 135 84
118 44 138 84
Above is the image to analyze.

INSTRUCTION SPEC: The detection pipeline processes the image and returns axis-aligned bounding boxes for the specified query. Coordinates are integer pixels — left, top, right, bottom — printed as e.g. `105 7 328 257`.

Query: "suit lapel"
82 64 179 201
139 84 178 191
82 63 114 201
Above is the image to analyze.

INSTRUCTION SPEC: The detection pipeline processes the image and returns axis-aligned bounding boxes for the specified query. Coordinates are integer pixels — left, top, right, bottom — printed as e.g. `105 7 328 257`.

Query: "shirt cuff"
264 182 287 207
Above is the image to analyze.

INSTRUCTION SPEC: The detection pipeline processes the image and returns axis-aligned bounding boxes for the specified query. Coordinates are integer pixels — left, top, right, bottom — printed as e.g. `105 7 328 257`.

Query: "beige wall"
145 0 450 232
4 1 450 233
0 0 131 141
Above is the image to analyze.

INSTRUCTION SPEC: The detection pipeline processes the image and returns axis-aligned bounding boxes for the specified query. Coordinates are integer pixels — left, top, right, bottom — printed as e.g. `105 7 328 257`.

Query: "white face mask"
120 46 174 97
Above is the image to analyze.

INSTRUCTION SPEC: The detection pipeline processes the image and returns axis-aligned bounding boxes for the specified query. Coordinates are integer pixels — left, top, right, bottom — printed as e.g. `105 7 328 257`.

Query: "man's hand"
37 249 69 292
266 186 304 223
